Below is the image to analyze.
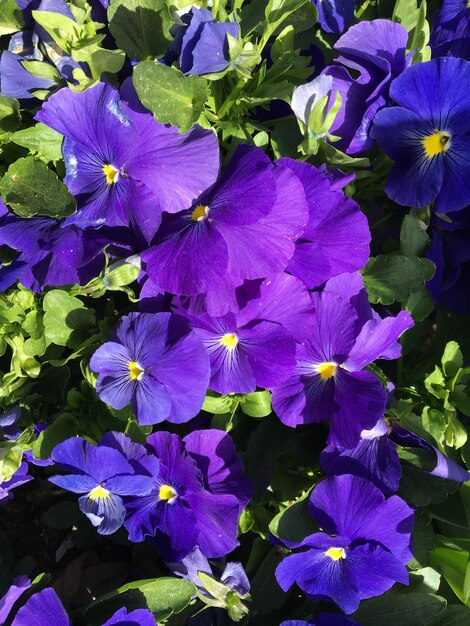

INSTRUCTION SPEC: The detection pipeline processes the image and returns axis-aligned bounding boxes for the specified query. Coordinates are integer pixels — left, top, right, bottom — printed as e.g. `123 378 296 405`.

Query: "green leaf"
400 215 430 257
430 541 470 605
353 592 446 625
441 341 463 378
133 62 208 133
31 413 77 459
10 123 63 162
202 391 238 415
404 287 434 322
108 0 171 61
430 605 470 625
393 0 419 32
362 254 435 305
269 489 318 542
0 0 24 35
84 577 195 624
409 567 441 594
21 59 61 81
0 157 76 218
408 509 434 570
0 442 24 482
249 548 285 615
43 290 96 348
239 390 272 417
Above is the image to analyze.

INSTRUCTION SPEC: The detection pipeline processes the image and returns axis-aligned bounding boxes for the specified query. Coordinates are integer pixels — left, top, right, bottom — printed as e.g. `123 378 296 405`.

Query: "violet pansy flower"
178 7 239 75
90 312 210 425
271 273 413 448
142 145 308 315
0 212 110 292
321 418 470 495
124 430 251 560
323 19 410 155
371 57 470 212
0 462 33 502
278 159 370 288
275 474 414 614
49 437 154 535
35 82 219 241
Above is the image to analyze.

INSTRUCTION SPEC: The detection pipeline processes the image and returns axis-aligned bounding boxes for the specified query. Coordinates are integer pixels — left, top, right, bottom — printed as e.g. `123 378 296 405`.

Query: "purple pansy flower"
124 430 251 560
312 0 356 35
178 7 239 75
278 159 370 288
175 273 308 393
275 474 414 614
0 462 33 502
271 273 414 448
90 312 210 425
322 418 470 495
322 19 410 155
430 0 470 59
371 57 470 212
102 607 156 626
35 82 219 241
49 437 154 535
142 145 309 315
169 547 250 598
0 212 110 292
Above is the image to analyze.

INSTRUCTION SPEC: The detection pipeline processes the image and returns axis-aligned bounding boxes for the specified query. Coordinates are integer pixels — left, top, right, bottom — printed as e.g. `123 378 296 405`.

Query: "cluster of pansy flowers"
1 1 470 625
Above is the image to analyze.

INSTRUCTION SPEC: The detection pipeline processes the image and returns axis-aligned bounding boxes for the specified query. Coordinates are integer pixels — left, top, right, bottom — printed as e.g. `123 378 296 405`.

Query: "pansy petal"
142 220 229 296
239 321 296 389
183 429 251 508
11 587 70 626
186 491 241 558
344 310 414 371
329 369 386 448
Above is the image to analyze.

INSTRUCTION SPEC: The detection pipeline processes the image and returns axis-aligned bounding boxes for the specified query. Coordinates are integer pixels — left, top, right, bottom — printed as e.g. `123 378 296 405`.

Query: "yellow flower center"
191 204 210 221
103 164 119 184
159 484 177 501
316 362 338 379
423 131 451 158
325 546 346 561
128 361 144 381
89 484 111 500
220 333 238 350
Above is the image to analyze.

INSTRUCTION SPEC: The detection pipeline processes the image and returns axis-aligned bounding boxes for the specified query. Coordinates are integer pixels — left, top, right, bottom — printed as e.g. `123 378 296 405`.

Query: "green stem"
212 0 220 18
217 78 246 118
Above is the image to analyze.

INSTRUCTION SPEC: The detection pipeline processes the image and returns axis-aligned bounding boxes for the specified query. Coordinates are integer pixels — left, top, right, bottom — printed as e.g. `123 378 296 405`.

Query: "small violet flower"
275 474 414 614
49 437 154 535
142 145 309 315
178 7 239 75
90 312 210 425
36 82 219 241
271 273 413 448
323 19 410 155
124 429 251 560
371 57 470 212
